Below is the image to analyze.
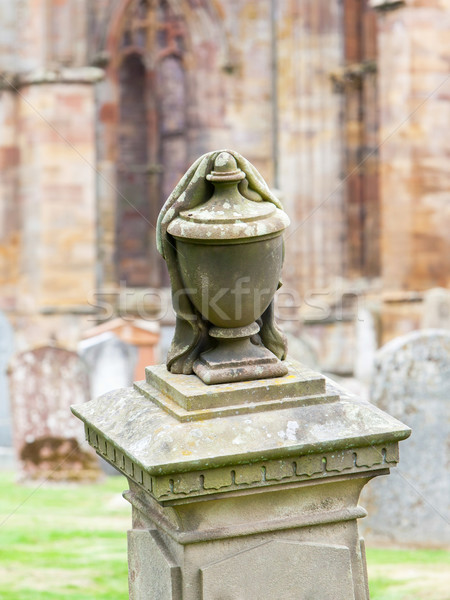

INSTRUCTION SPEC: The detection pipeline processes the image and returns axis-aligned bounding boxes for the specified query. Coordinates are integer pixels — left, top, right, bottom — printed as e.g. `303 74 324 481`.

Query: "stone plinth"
72 358 410 599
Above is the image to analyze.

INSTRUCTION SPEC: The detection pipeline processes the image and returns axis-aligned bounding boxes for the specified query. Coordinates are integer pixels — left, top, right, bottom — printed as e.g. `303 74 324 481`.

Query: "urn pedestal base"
71 359 410 600
193 323 288 384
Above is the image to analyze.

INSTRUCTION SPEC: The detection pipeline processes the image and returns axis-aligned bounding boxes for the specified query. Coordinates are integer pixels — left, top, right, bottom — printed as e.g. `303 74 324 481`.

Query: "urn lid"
167 152 290 243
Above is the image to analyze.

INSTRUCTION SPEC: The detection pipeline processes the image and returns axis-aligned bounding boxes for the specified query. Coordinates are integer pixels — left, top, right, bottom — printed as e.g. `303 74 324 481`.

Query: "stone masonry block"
234 463 263 485
203 468 233 490
128 529 181 600
295 454 324 477
326 450 355 472
201 541 355 600
265 460 295 481
153 476 173 499
384 444 399 464
355 446 383 468
172 472 201 495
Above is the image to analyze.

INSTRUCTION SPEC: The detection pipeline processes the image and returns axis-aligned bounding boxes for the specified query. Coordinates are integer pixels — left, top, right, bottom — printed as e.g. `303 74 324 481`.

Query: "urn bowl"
175 235 284 328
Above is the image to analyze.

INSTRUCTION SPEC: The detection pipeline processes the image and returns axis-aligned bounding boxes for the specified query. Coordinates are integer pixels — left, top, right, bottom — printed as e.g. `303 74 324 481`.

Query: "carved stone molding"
86 423 398 503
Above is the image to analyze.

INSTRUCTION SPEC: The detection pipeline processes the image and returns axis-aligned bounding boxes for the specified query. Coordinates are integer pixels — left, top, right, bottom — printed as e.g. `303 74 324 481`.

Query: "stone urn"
166 151 290 384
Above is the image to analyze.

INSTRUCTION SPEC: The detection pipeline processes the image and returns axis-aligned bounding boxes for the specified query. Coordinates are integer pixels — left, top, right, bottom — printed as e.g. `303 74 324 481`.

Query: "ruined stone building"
1 0 449 384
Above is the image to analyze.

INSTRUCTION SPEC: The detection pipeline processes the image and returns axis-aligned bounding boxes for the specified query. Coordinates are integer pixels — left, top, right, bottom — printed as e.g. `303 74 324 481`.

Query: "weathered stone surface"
277 0 347 293
380 294 423 346
81 318 159 381
355 307 379 384
17 83 97 311
0 310 13 446
360 330 450 546
159 150 290 384
9 346 99 480
201 541 355 600
94 431 399 505
145 358 328 411
78 332 137 399
73 350 409 600
422 288 450 330
72 359 410 488
128 529 181 600
123 475 372 599
302 319 357 376
378 2 450 292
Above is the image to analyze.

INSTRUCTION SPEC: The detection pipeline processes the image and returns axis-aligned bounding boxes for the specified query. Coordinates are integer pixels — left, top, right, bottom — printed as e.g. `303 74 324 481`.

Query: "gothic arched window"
117 52 150 286
115 0 188 288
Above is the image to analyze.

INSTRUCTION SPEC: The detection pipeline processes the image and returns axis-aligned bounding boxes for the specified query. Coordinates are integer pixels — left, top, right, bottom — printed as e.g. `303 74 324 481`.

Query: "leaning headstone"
284 329 318 370
0 311 14 448
360 329 450 547
81 318 159 380
422 288 450 330
78 332 138 399
8 346 100 481
79 334 137 475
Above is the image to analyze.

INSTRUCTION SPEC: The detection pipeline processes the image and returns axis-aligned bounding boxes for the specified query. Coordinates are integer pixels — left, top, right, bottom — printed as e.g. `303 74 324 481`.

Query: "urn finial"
206 151 245 182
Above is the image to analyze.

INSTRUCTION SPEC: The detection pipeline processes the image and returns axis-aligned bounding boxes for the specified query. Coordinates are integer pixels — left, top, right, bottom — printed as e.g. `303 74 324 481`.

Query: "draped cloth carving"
156 150 288 374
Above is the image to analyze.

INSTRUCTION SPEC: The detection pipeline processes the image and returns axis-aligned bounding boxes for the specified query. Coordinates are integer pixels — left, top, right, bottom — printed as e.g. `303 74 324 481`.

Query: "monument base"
71 359 410 600
125 470 379 600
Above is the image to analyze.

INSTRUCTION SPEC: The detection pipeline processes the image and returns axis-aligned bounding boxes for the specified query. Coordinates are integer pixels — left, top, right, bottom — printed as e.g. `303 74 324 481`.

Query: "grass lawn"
0 471 129 599
0 471 449 599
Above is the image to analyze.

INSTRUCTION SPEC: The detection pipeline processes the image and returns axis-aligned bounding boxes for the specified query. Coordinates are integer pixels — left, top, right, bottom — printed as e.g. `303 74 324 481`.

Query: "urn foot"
193 323 288 385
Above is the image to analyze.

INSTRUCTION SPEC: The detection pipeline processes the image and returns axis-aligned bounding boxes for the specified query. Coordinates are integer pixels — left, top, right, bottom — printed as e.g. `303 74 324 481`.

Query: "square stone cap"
71 360 411 476
144 359 331 412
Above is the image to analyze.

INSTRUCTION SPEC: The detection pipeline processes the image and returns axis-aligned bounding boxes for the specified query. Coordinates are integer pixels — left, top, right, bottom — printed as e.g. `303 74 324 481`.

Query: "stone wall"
342 0 380 280
0 1 98 355
277 0 346 294
17 82 97 310
377 0 450 293
89 0 348 297
1 0 450 382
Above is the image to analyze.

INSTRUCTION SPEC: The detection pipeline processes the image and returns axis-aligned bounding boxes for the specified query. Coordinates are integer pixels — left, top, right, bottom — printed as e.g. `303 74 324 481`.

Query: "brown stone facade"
0 0 449 367
378 0 450 293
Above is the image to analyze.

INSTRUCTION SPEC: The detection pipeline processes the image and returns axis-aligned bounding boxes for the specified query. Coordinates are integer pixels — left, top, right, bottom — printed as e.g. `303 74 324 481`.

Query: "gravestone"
283 329 318 370
0 311 14 448
78 332 138 399
81 318 159 380
159 324 175 369
360 329 450 547
422 288 450 330
355 307 379 384
9 346 99 480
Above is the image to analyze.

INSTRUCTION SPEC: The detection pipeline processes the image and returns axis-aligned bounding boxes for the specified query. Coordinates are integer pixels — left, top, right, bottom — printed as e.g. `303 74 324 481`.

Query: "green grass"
0 470 449 599
0 471 129 600
367 547 450 600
